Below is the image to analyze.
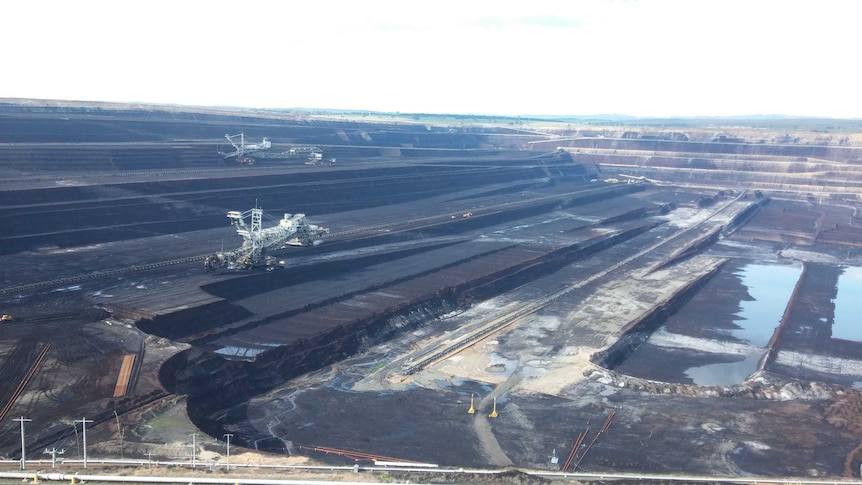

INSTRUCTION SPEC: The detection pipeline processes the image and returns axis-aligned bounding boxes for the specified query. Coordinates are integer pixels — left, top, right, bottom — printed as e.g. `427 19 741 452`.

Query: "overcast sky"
4 0 860 118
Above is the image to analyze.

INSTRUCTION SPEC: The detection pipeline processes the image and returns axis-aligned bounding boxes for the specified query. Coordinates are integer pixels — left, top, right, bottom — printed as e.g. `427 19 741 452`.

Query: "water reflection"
728 264 802 347
617 262 802 386
833 266 862 342
214 345 265 360
685 354 762 386
685 263 801 385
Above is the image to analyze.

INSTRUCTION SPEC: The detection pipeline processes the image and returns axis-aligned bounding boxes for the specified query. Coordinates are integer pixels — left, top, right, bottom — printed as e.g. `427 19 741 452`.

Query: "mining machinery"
255 146 326 163
205 208 328 271
618 173 661 184
217 133 271 164
217 132 325 165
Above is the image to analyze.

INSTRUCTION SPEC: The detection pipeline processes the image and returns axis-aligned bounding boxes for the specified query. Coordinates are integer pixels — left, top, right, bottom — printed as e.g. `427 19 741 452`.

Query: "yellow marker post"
468 393 475 414
488 397 499 418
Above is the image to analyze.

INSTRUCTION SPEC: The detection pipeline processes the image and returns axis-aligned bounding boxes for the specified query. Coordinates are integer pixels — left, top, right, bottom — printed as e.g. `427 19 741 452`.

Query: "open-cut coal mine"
4 100 862 480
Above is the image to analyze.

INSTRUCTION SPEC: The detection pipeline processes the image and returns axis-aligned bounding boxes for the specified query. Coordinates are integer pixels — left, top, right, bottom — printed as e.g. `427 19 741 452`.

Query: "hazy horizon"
5 0 861 119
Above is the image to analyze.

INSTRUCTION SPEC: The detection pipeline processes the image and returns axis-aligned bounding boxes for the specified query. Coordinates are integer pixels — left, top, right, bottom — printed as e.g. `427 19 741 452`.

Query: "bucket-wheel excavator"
205 207 328 271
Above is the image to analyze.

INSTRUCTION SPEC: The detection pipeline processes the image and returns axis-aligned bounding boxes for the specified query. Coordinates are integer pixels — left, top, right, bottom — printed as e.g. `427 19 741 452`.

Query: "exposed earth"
3 100 862 480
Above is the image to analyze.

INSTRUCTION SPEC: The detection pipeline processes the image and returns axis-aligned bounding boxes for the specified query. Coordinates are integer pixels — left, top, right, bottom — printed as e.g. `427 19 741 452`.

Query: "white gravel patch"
775 350 862 377
648 328 762 355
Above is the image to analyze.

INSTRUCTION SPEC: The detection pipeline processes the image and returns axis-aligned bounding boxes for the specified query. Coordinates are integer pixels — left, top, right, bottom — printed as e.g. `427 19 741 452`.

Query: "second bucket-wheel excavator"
205 207 328 271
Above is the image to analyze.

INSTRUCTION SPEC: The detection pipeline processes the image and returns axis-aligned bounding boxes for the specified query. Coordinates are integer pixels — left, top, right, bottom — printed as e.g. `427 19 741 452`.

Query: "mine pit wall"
312 146 506 160
0 158 595 256
649 198 766 275
0 162 577 254
588 255 856 395
568 149 862 194
591 260 728 370
104 303 159 321
549 138 862 163
575 151 862 174
137 300 256 341
649 227 722 274
137 185 645 343
459 223 656 304
722 196 769 236
157 225 656 448
135 242 465 341
595 207 647 225
766 263 862 386
759 264 809 374
156 294 450 447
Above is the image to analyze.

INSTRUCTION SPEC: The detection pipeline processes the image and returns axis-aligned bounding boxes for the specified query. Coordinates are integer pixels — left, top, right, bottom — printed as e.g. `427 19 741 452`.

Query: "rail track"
0 343 50 423
400 192 748 375
0 255 205 296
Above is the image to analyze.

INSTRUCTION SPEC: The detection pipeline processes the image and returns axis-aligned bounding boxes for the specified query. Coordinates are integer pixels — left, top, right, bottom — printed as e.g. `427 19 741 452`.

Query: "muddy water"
833 266 862 342
615 262 802 385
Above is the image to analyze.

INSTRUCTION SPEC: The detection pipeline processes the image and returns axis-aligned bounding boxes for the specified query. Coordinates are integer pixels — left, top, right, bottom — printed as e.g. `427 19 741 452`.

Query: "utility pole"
13 417 31 470
146 451 153 469
190 433 198 468
43 448 65 469
72 423 79 460
114 410 124 461
74 418 93 468
223 433 233 470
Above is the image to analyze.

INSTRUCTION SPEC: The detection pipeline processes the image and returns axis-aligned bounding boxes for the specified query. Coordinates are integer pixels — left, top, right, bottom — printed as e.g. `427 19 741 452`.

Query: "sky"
4 0 860 118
